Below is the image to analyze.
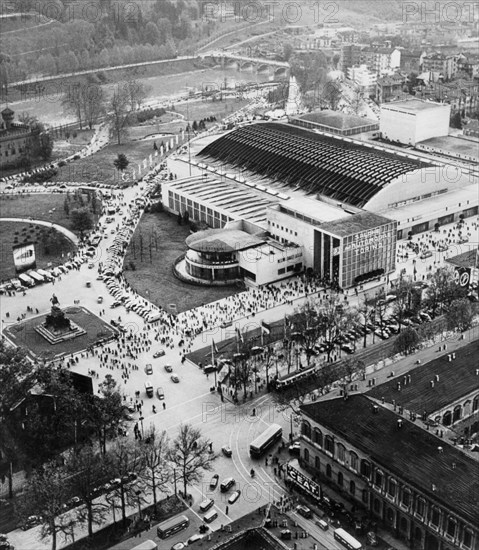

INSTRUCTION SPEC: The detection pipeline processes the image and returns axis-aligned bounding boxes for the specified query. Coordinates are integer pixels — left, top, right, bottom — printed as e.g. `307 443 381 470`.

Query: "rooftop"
277 197 352 225
418 136 479 161
318 211 395 237
381 99 448 113
185 229 265 253
446 248 479 269
301 394 479 527
367 340 479 415
296 110 377 130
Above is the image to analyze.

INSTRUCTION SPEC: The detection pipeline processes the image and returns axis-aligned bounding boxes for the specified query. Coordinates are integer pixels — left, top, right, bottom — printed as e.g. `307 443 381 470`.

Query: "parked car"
21 515 42 530
156 387 165 400
220 478 235 492
164 364 173 372
296 505 312 519
170 374 179 383
187 534 204 544
209 474 219 489
228 490 241 504
145 364 153 375
153 350 166 358
221 445 232 457
199 498 215 512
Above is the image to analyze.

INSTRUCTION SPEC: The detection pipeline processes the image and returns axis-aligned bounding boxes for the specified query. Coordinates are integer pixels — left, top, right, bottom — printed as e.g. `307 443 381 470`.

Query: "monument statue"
45 294 70 331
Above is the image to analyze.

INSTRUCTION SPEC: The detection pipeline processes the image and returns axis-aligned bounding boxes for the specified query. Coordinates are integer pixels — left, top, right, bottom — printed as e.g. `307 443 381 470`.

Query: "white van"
203 509 218 524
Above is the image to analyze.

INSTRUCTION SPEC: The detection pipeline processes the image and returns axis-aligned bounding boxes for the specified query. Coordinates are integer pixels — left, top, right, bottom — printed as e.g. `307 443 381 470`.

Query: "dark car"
209 474 219 489
221 446 232 457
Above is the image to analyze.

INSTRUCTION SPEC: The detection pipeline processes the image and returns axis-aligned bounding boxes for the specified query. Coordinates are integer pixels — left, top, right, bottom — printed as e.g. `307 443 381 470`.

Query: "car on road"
157 387 165 400
145 364 153 375
110 301 121 308
340 344 354 354
187 534 204 545
97 296 103 304
164 364 173 372
209 474 219 489
228 490 241 505
199 498 215 512
221 445 232 457
153 350 166 358
296 505 312 519
220 477 235 492
21 515 42 530
171 543 186 550
88 263 95 269
170 374 179 383
420 250 433 259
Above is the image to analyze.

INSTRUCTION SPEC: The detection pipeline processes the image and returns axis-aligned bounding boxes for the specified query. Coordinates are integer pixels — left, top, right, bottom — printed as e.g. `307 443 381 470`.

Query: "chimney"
397 419 403 429
435 374 440 382
432 484 437 491
438 446 443 453
372 405 379 414
430 381 435 388
452 463 456 470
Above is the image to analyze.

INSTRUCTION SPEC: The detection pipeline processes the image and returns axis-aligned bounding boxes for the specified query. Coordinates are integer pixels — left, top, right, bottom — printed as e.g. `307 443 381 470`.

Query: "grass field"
4 306 117 361
123 211 238 313
0 221 76 282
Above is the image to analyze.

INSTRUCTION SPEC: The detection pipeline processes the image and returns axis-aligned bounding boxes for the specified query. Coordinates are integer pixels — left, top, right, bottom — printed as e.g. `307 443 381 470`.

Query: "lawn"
0 192 101 230
51 138 167 185
4 306 117 361
174 96 251 123
123 211 238 313
0 221 76 282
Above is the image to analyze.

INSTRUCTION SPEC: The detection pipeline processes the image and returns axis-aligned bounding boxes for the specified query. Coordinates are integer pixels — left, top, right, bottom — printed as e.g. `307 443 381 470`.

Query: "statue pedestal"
35 320 86 344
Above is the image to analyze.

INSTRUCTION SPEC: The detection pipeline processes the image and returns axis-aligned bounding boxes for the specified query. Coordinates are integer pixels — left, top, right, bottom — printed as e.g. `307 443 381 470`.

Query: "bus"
250 424 283 458
18 273 35 287
156 514 189 539
130 540 158 550
275 365 319 390
28 271 44 284
334 528 363 550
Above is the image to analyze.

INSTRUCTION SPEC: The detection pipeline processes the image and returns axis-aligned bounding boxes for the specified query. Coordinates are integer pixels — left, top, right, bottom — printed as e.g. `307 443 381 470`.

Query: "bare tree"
124 78 150 111
65 446 109 539
139 427 170 512
109 85 130 145
169 424 215 499
16 461 76 550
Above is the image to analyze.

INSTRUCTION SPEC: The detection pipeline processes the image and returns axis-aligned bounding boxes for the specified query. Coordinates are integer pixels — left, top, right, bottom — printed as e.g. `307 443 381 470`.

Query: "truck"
18 273 35 287
37 268 53 281
145 381 154 398
28 270 44 284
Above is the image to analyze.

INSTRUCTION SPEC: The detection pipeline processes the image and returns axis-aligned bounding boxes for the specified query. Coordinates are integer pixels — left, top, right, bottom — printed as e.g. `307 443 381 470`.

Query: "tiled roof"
301 394 479 526
367 340 479 415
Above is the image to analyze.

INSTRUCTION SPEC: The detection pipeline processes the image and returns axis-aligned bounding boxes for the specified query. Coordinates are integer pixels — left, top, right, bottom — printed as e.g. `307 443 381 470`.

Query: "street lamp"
139 415 144 438
135 489 142 519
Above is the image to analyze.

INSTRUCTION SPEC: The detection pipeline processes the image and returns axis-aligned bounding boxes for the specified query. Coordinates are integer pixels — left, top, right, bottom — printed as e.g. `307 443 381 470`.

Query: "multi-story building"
299 394 479 550
376 74 408 103
0 107 35 169
400 49 423 73
347 65 378 95
421 53 457 80
342 45 401 77
415 80 479 116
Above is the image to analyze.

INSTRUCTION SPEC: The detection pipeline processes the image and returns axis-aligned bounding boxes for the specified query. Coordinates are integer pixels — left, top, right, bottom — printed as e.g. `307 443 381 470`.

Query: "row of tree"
17 423 214 550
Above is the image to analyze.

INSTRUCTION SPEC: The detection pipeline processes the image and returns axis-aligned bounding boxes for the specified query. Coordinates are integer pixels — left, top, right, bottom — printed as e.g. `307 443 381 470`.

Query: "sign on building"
12 242 36 274
287 463 321 499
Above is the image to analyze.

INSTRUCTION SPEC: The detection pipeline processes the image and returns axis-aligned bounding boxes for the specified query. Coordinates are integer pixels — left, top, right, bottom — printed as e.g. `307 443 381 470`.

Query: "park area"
4 306 117 361
123 211 238 313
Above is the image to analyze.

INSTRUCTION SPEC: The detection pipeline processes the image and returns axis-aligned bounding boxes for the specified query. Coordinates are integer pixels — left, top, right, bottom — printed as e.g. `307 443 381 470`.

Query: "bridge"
201 50 290 77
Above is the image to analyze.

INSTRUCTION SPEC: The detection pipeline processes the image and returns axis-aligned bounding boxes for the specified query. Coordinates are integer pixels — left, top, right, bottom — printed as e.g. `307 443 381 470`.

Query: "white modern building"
380 99 451 145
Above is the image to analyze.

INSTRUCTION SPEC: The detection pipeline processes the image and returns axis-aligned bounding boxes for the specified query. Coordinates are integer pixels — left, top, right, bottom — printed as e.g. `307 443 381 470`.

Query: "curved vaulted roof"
199 123 427 208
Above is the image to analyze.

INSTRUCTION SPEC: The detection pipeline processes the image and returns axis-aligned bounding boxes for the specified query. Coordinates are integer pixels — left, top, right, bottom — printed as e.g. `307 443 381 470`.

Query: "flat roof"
418 136 479 161
368 340 479 415
318 211 395 237
278 197 351 225
295 110 377 130
185 229 265 253
381 99 447 113
446 248 478 269
301 394 479 527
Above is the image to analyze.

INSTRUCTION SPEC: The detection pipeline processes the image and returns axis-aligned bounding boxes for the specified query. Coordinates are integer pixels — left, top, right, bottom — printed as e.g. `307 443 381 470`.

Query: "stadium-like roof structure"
199 123 426 208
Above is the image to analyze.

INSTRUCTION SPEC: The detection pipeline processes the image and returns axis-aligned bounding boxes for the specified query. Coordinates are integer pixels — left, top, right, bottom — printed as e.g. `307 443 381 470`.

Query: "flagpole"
211 340 217 387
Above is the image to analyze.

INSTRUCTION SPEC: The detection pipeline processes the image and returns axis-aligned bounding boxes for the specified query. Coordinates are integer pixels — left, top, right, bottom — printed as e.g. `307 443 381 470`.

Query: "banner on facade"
12 242 36 273
287 463 321 499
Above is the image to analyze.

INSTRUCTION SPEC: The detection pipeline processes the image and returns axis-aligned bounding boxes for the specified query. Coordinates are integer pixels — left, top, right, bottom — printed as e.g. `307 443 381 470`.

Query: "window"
301 421 311 439
362 489 368 504
326 464 332 478
350 480 356 496
430 507 440 528
337 443 345 463
360 459 371 478
304 448 310 463
278 268 285 275
387 479 397 498
416 498 425 518
401 490 411 508
446 517 456 538
337 472 343 486
350 451 358 471
313 428 323 447
463 529 473 549
374 470 383 489
325 435 334 455
315 456 320 470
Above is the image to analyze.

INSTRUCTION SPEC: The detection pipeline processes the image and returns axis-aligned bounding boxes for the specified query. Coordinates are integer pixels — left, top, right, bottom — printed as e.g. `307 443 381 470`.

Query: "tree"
283 43 294 61
425 266 466 316
145 21 161 45
87 375 124 455
450 111 462 129
446 298 474 332
392 276 415 331
63 197 70 217
70 208 94 237
16 461 76 550
393 326 420 355
290 299 325 367
169 424 215 498
38 131 54 160
113 153 130 172
124 78 149 111
105 440 144 528
109 85 130 145
139 427 170 511
65 446 109 539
